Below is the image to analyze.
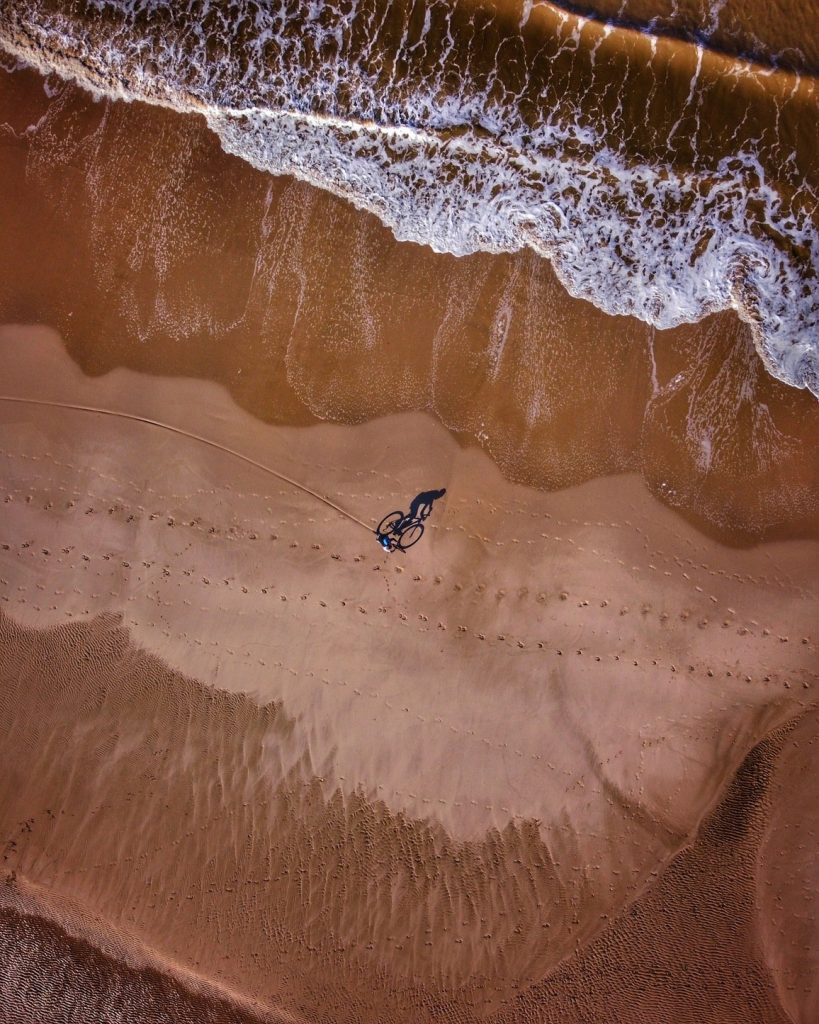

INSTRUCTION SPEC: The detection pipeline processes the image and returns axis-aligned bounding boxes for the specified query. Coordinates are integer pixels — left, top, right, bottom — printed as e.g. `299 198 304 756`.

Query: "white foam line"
0 2 816 397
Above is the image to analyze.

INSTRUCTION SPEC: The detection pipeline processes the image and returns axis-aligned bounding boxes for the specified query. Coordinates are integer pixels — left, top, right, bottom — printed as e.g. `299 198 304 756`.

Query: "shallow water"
1 0 817 392
0 62 816 544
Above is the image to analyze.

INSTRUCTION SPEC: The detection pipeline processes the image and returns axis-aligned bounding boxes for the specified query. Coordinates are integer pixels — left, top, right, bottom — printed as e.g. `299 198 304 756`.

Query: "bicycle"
375 505 431 552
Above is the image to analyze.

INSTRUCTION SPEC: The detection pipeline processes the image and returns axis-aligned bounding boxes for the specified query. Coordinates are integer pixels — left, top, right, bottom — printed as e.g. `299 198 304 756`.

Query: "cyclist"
376 488 447 551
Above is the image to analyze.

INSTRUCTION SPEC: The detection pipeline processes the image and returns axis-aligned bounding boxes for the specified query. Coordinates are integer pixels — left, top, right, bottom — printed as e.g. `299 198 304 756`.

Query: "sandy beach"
1 326 816 1021
0 13 817 1019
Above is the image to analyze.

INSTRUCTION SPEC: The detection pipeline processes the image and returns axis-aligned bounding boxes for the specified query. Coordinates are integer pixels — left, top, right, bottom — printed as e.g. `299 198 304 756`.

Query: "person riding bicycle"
376 488 447 551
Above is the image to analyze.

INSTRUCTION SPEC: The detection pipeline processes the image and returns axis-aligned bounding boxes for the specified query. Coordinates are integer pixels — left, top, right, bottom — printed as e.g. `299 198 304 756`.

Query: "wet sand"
495 710 819 1024
2 706 815 1024
0 326 816 1021
1 64 817 545
577 0 819 72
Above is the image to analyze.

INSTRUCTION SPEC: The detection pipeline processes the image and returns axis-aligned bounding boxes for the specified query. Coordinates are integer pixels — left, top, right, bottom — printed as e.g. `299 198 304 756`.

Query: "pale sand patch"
0 325 816 1012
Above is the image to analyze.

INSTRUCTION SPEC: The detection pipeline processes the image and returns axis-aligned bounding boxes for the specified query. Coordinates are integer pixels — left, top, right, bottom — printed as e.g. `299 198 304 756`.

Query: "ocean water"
1 0 816 394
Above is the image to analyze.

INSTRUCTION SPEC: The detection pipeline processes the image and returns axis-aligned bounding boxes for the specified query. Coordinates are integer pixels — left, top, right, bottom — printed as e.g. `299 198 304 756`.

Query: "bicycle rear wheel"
397 523 424 550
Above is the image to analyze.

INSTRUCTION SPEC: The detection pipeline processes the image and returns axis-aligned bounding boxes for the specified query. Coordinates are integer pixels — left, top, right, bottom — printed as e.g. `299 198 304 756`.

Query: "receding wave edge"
1 0 817 395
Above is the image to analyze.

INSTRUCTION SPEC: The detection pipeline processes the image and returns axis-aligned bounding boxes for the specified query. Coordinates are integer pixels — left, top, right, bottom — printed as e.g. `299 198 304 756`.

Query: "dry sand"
0 326 816 1022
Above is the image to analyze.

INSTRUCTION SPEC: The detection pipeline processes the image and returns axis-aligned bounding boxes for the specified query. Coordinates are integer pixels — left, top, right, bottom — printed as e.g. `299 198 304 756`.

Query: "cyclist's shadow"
376 488 447 552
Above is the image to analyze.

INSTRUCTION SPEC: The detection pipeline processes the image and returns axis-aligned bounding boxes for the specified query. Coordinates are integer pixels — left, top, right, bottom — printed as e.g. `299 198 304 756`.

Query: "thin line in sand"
0 395 375 535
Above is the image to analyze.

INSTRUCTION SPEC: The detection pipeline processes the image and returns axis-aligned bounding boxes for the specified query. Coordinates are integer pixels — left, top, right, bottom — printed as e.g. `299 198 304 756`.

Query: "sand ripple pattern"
1 0 817 394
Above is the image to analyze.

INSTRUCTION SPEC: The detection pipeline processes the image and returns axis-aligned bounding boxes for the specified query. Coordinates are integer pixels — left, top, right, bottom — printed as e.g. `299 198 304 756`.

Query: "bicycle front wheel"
397 523 424 550
377 510 404 536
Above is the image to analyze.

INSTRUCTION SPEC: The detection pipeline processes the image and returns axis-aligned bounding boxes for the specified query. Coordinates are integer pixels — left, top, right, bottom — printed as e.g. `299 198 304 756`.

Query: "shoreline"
1 60 817 546
3 0 818 395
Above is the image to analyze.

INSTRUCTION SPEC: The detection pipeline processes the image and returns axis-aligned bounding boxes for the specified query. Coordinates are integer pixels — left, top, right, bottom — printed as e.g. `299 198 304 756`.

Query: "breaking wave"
1 0 817 394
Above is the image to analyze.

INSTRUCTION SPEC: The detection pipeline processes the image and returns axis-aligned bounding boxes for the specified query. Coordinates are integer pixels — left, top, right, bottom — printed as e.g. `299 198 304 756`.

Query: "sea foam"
1 0 817 395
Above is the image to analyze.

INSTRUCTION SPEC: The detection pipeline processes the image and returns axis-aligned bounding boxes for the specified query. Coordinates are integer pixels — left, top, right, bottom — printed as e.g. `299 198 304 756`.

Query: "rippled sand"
1 327 817 1022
